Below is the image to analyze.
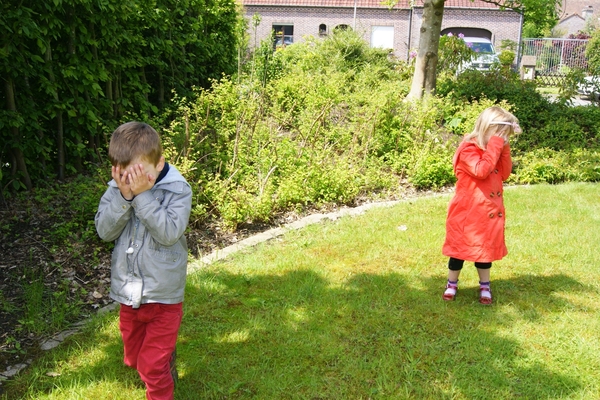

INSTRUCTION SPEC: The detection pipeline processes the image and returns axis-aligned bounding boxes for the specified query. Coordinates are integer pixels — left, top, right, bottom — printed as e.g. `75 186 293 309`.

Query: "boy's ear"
156 156 165 171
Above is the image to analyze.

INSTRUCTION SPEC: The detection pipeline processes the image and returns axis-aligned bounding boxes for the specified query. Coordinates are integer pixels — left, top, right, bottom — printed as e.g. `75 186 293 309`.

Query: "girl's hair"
108 122 163 168
464 106 520 149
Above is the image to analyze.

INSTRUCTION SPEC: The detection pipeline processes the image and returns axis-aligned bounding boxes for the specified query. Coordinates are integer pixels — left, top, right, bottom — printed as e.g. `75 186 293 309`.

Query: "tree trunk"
406 0 445 100
4 80 33 190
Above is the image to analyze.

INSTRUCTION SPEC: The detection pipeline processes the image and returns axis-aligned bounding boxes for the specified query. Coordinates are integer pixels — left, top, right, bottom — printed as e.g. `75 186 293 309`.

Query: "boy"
95 121 192 399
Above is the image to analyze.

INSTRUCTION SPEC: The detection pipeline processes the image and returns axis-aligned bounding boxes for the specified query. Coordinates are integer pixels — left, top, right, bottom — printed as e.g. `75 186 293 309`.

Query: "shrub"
586 29 600 74
437 33 475 76
437 68 552 132
409 152 456 189
498 50 515 68
511 148 600 184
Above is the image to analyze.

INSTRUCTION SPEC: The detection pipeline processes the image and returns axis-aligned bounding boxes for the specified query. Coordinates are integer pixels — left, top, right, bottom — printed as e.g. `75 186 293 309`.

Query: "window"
273 24 293 48
371 26 394 50
319 24 327 36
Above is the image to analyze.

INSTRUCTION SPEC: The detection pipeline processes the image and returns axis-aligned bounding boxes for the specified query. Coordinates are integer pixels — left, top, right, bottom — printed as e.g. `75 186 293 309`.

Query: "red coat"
442 136 512 262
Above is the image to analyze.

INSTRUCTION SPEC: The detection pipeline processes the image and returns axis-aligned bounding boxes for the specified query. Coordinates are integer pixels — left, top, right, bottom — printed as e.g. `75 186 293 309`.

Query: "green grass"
4 183 600 399
537 86 560 95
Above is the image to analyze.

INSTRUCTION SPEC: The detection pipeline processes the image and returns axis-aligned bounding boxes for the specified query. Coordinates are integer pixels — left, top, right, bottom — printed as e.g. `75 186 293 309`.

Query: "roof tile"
242 0 501 9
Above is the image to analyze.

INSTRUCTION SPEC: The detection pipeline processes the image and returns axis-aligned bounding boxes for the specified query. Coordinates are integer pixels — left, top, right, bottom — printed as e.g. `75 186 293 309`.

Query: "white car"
459 37 500 72
577 75 600 100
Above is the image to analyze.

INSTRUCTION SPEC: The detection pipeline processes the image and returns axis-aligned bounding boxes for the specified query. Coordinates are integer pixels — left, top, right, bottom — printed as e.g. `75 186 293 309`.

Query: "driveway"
545 94 596 107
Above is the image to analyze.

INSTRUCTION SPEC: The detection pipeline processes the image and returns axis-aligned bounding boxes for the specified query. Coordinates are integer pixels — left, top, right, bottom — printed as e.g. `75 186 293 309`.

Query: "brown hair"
464 106 519 150
108 122 163 168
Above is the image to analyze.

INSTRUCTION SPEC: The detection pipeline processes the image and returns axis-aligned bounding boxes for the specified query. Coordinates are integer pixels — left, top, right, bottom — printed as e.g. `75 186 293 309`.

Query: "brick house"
241 0 523 61
556 1 600 37
560 0 600 19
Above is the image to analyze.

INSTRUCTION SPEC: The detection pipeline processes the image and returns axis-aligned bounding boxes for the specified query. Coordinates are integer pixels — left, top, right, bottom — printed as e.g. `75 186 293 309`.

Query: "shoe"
442 283 458 301
479 287 492 305
170 350 178 384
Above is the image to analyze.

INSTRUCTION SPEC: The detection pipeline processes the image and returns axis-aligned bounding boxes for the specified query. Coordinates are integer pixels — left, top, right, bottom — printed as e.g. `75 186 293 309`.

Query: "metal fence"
521 38 589 86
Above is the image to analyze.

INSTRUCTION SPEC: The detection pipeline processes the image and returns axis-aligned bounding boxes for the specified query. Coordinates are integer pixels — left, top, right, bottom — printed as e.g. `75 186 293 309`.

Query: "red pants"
119 303 183 400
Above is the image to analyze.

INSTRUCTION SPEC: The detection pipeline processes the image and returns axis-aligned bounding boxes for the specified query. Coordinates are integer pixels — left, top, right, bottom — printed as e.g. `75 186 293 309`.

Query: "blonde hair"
108 122 163 168
464 106 520 149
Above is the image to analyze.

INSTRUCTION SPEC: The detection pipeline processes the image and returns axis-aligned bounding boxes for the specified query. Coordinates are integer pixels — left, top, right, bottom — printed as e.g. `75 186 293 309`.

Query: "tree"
521 0 561 38
407 0 446 101
406 0 562 100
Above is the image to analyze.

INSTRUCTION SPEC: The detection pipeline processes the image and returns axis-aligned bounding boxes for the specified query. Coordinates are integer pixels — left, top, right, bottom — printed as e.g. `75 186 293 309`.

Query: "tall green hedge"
0 0 241 190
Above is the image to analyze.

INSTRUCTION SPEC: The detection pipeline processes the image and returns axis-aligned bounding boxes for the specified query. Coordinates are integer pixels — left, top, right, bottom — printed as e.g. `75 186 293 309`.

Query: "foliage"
153 28 600 229
586 29 600 75
161 30 420 228
511 148 600 184
0 0 241 192
437 68 551 132
498 50 516 67
5 19 600 230
489 0 560 38
408 151 456 189
557 68 587 103
437 67 600 152
437 33 475 76
498 39 518 52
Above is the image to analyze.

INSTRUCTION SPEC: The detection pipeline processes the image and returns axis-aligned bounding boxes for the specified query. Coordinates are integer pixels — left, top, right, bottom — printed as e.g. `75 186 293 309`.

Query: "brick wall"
439 9 522 50
244 5 522 60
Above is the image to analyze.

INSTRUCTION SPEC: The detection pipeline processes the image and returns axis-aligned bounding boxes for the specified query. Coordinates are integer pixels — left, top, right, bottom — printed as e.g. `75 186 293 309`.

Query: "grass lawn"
4 183 600 399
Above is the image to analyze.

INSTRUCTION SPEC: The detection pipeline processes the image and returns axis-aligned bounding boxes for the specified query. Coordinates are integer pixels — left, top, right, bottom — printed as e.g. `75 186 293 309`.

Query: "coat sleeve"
95 186 134 242
497 143 513 181
456 136 505 180
131 182 192 247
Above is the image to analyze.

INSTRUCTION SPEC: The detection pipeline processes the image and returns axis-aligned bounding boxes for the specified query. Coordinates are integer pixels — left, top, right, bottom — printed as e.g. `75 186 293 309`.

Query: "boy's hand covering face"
111 159 161 201
112 165 135 200
127 163 156 196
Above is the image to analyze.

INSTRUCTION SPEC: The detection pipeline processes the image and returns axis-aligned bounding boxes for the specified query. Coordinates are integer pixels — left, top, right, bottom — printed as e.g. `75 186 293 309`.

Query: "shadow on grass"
175 269 590 399
3 270 591 399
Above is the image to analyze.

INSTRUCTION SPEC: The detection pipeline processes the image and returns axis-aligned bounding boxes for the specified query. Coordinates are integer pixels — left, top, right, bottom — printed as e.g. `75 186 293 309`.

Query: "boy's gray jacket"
95 166 192 308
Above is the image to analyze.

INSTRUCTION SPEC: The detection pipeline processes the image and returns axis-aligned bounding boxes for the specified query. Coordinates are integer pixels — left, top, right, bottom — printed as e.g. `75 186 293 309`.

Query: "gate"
521 38 589 87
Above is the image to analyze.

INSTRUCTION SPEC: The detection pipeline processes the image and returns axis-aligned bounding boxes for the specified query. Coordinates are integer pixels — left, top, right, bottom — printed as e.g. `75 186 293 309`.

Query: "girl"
442 106 521 304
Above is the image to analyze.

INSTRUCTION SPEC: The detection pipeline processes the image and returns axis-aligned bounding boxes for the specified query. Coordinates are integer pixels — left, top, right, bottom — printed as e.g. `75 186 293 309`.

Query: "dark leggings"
448 257 492 271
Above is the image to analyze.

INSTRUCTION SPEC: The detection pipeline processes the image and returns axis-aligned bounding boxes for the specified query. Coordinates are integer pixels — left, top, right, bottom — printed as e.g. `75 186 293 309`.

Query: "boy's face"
119 156 165 184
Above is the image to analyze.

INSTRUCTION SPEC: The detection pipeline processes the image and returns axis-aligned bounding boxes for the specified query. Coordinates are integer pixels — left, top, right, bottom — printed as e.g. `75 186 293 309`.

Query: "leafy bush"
515 117 587 151
409 152 456 189
437 33 475 76
586 29 600 74
511 148 600 184
437 68 552 132
498 50 515 67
